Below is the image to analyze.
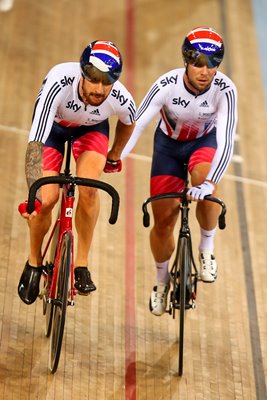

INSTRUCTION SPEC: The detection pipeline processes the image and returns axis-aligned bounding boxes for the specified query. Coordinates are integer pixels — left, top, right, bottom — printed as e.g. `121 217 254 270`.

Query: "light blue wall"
251 0 267 112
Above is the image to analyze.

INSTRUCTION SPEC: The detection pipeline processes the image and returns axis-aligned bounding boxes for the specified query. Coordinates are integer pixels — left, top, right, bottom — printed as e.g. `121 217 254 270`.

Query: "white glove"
187 180 214 200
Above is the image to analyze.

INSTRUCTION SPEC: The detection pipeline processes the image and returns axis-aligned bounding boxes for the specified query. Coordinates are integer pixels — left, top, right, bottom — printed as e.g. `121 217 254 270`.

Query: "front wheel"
178 236 190 377
43 219 60 338
49 232 72 373
43 263 54 337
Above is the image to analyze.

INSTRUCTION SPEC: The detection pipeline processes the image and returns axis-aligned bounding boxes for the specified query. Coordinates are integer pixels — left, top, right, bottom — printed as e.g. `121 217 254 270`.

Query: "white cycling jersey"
121 68 238 184
29 62 136 143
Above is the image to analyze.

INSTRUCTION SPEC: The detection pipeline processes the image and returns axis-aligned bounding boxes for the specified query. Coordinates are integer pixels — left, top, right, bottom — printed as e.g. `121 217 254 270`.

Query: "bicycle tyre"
44 220 60 338
178 236 190 376
43 266 53 338
49 231 72 373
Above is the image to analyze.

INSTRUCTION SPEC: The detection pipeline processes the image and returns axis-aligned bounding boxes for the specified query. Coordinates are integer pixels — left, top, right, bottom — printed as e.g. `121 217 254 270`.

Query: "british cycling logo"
160 75 178 87
111 89 128 106
61 76 75 87
214 78 230 91
198 44 218 52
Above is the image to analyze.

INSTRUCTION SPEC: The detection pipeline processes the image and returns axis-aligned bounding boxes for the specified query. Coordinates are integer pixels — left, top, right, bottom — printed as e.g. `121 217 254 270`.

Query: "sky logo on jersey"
111 88 128 106
61 76 75 87
66 100 81 112
90 41 121 72
214 78 230 91
160 75 178 87
172 97 190 108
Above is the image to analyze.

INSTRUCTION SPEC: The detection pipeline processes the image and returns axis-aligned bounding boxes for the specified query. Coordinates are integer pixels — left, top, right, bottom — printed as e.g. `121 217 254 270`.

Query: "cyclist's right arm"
19 69 63 218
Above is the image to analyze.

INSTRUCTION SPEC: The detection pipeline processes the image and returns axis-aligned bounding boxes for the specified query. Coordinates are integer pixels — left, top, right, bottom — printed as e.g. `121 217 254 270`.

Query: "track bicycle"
142 178 226 376
26 138 120 373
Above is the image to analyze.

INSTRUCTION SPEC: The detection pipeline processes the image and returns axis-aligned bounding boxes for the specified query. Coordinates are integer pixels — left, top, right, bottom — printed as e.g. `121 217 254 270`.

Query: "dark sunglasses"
82 65 114 85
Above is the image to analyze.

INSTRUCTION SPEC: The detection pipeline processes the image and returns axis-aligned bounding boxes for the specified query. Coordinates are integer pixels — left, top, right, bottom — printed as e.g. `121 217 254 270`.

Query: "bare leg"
28 170 59 266
75 151 106 267
150 198 179 262
190 162 220 230
18 170 59 304
190 162 220 282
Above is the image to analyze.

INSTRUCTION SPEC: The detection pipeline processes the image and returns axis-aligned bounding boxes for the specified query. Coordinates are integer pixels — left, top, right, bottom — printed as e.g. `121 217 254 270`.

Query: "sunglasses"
184 50 221 69
82 65 114 85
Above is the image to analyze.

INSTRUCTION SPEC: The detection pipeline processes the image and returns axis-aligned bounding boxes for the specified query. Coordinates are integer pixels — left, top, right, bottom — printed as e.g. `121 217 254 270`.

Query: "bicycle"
26 138 120 373
142 172 226 376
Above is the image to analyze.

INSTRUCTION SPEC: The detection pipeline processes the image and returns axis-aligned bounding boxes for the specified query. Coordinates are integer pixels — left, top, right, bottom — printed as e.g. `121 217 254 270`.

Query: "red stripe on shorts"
150 175 185 196
43 147 63 172
188 146 216 173
72 131 109 161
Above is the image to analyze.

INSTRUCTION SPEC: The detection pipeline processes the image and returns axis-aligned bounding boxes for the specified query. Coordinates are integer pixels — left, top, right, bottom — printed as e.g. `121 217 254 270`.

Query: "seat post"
64 139 72 177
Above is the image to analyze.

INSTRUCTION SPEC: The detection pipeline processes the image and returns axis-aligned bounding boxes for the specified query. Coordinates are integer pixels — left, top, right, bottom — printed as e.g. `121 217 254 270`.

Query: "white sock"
199 227 216 253
155 260 170 285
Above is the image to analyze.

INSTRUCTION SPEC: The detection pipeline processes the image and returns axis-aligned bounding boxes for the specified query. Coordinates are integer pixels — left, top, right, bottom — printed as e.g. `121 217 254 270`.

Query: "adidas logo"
200 100 209 107
90 109 100 115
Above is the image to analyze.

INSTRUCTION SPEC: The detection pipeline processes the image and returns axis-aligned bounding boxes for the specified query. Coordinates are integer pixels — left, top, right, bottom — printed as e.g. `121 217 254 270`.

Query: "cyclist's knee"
190 163 211 186
41 193 59 213
153 219 176 237
78 186 98 206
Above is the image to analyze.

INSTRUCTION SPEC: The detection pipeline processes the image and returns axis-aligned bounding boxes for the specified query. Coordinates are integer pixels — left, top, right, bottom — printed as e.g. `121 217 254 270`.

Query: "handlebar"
27 175 120 224
142 191 227 229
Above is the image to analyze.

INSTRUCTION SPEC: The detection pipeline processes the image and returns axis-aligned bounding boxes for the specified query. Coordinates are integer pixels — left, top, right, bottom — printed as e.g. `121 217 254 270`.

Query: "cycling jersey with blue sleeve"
29 62 136 143
121 67 237 184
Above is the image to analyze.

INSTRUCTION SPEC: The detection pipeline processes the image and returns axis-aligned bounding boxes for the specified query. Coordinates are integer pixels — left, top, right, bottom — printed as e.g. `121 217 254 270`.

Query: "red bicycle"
26 139 120 373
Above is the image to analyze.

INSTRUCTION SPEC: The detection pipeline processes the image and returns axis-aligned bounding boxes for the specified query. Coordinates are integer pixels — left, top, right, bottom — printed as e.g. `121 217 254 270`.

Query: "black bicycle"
142 184 226 376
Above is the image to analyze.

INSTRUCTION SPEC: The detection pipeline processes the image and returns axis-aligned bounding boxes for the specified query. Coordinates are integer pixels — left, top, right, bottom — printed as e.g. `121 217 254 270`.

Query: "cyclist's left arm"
206 83 238 185
188 83 238 200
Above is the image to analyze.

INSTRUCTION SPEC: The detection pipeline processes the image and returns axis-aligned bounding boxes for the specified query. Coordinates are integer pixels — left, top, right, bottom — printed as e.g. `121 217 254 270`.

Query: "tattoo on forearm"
25 141 43 189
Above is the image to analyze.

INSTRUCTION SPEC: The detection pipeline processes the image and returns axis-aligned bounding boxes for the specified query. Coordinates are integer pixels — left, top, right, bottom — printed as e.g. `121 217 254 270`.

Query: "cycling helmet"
80 40 123 85
182 26 224 68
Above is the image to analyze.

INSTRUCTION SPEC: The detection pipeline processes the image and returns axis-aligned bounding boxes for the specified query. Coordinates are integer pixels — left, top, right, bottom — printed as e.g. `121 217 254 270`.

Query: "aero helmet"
182 26 224 68
80 40 123 85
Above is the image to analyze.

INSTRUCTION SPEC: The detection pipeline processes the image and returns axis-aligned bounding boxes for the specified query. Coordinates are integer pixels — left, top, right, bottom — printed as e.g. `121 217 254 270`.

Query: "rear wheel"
49 231 72 373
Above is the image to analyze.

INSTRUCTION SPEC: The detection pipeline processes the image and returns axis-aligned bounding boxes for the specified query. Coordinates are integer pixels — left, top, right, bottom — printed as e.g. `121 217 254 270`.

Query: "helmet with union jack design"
182 26 224 68
80 40 123 85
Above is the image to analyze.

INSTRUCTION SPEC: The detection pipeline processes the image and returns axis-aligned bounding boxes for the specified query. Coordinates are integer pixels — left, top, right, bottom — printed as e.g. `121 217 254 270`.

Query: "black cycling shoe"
18 261 43 305
74 267 96 295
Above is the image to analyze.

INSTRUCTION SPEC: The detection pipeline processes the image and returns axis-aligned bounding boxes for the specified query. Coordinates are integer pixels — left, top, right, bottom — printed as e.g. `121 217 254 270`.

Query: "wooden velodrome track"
0 0 266 399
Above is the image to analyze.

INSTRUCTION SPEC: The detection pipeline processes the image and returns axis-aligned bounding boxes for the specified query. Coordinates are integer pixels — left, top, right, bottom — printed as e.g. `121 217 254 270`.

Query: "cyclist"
121 27 238 316
18 40 136 305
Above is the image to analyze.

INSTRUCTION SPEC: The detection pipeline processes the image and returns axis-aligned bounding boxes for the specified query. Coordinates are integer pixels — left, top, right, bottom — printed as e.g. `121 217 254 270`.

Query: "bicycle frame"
48 182 75 304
